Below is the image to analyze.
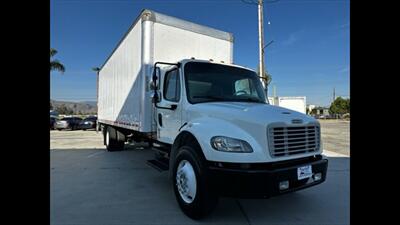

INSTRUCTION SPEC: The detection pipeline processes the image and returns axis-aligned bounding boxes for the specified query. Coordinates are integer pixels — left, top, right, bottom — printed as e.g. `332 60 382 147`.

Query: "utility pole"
242 0 278 94
273 85 276 98
258 0 266 89
333 87 336 102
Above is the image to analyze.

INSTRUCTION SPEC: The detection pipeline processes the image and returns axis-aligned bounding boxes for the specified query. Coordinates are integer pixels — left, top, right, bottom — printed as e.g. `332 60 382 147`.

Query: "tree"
55 104 73 115
257 65 272 86
329 97 350 115
55 104 66 114
309 108 319 115
50 48 65 73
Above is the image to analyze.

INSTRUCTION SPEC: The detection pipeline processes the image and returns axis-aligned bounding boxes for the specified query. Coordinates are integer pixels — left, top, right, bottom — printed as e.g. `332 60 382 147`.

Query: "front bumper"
207 155 328 198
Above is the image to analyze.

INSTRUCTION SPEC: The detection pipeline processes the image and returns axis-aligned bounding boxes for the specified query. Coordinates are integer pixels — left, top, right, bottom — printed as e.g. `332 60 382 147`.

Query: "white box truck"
98 9 327 219
274 96 307 114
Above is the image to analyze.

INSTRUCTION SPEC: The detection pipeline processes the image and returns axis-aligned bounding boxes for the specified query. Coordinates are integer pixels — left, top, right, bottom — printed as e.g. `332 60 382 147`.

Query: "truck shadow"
207 156 350 224
143 155 349 223
50 146 349 224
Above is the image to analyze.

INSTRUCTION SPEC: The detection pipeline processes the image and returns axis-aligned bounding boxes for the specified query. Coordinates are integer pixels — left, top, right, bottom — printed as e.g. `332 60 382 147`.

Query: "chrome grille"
267 123 320 157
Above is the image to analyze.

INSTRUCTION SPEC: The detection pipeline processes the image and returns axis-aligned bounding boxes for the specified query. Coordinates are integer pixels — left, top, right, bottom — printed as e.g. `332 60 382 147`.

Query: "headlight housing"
210 136 253 153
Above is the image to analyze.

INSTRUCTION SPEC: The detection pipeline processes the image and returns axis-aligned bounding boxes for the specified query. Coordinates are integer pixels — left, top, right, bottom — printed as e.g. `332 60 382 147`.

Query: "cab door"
156 68 182 144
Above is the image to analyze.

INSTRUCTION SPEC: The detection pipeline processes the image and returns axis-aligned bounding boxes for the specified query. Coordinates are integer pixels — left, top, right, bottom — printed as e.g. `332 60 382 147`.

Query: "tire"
172 146 218 219
104 126 124 151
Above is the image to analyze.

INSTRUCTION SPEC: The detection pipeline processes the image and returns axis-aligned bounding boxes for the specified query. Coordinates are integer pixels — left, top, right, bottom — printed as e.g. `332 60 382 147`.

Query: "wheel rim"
106 130 110 146
176 160 197 204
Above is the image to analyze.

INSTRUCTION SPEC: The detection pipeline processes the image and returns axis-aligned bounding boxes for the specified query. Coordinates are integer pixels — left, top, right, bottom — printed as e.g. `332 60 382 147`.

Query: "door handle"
155 104 177 110
158 113 163 127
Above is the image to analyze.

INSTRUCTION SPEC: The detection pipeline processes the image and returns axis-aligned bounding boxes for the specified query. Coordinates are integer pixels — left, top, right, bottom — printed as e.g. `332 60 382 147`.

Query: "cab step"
146 158 169 172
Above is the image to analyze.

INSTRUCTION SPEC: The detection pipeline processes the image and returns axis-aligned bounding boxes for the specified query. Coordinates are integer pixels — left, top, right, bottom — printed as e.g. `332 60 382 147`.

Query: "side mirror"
150 67 161 90
149 79 157 90
151 91 161 103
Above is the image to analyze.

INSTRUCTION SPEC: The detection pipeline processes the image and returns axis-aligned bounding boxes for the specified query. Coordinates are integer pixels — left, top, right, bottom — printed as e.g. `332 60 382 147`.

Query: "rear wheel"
104 126 124 151
172 146 218 219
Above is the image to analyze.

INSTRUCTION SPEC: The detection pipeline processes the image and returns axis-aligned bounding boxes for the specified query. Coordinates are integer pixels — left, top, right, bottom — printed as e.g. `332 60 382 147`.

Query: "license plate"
297 165 312 180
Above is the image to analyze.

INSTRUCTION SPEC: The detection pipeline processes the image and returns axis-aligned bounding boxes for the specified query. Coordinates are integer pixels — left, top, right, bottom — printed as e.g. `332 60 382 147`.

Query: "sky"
50 0 349 107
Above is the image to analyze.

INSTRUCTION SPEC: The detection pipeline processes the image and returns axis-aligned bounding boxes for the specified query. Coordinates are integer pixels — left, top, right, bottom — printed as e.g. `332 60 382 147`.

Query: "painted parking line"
323 149 349 157
87 150 105 158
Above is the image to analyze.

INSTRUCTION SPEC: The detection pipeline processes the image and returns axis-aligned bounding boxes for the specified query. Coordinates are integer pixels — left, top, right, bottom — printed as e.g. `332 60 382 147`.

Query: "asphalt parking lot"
319 120 350 156
50 121 349 225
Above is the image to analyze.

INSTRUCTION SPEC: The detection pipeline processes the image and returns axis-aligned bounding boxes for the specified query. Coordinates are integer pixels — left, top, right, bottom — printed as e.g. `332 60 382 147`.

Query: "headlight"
210 136 253 153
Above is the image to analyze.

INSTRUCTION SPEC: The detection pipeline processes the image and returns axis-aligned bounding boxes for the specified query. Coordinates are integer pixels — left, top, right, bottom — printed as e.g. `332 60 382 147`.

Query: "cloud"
340 22 350 29
339 66 349 73
282 34 298 46
282 30 305 46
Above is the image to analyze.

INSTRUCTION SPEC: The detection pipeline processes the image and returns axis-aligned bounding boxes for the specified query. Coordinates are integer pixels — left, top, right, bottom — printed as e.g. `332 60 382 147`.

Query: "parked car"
79 116 97 130
314 114 329 119
55 117 83 130
50 117 58 130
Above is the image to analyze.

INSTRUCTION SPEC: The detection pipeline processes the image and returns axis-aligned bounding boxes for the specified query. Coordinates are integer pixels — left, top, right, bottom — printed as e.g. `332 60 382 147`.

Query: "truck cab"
147 59 328 218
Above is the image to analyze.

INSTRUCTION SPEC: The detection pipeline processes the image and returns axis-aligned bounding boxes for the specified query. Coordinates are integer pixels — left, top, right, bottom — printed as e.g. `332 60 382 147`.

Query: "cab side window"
163 69 180 102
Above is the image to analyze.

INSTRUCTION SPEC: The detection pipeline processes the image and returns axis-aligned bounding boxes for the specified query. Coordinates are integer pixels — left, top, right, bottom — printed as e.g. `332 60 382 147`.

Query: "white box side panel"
277 97 306 114
153 23 232 64
98 18 142 129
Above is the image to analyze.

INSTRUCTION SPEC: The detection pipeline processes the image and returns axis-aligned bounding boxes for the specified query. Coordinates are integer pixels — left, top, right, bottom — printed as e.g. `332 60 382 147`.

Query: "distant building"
314 107 330 116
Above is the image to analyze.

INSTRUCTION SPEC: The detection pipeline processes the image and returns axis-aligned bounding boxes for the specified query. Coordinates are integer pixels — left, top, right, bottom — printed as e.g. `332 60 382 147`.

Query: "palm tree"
50 48 65 73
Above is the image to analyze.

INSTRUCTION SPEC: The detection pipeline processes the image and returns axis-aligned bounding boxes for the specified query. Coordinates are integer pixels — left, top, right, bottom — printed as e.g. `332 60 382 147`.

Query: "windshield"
184 62 267 104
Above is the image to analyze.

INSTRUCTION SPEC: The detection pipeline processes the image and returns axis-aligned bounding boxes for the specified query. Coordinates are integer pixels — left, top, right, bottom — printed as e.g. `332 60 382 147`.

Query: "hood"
187 102 316 126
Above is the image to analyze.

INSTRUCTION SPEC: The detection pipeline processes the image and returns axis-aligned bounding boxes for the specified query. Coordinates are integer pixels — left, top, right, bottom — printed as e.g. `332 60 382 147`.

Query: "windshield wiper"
235 97 265 103
193 95 265 104
192 95 237 103
193 95 227 100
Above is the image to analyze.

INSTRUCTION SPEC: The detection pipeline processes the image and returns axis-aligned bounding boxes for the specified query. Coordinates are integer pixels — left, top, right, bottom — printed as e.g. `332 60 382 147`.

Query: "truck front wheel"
104 126 124 151
172 146 218 219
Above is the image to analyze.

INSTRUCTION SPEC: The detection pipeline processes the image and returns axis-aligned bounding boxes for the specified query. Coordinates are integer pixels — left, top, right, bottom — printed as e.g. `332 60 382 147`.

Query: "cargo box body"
98 9 233 132
275 96 307 114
